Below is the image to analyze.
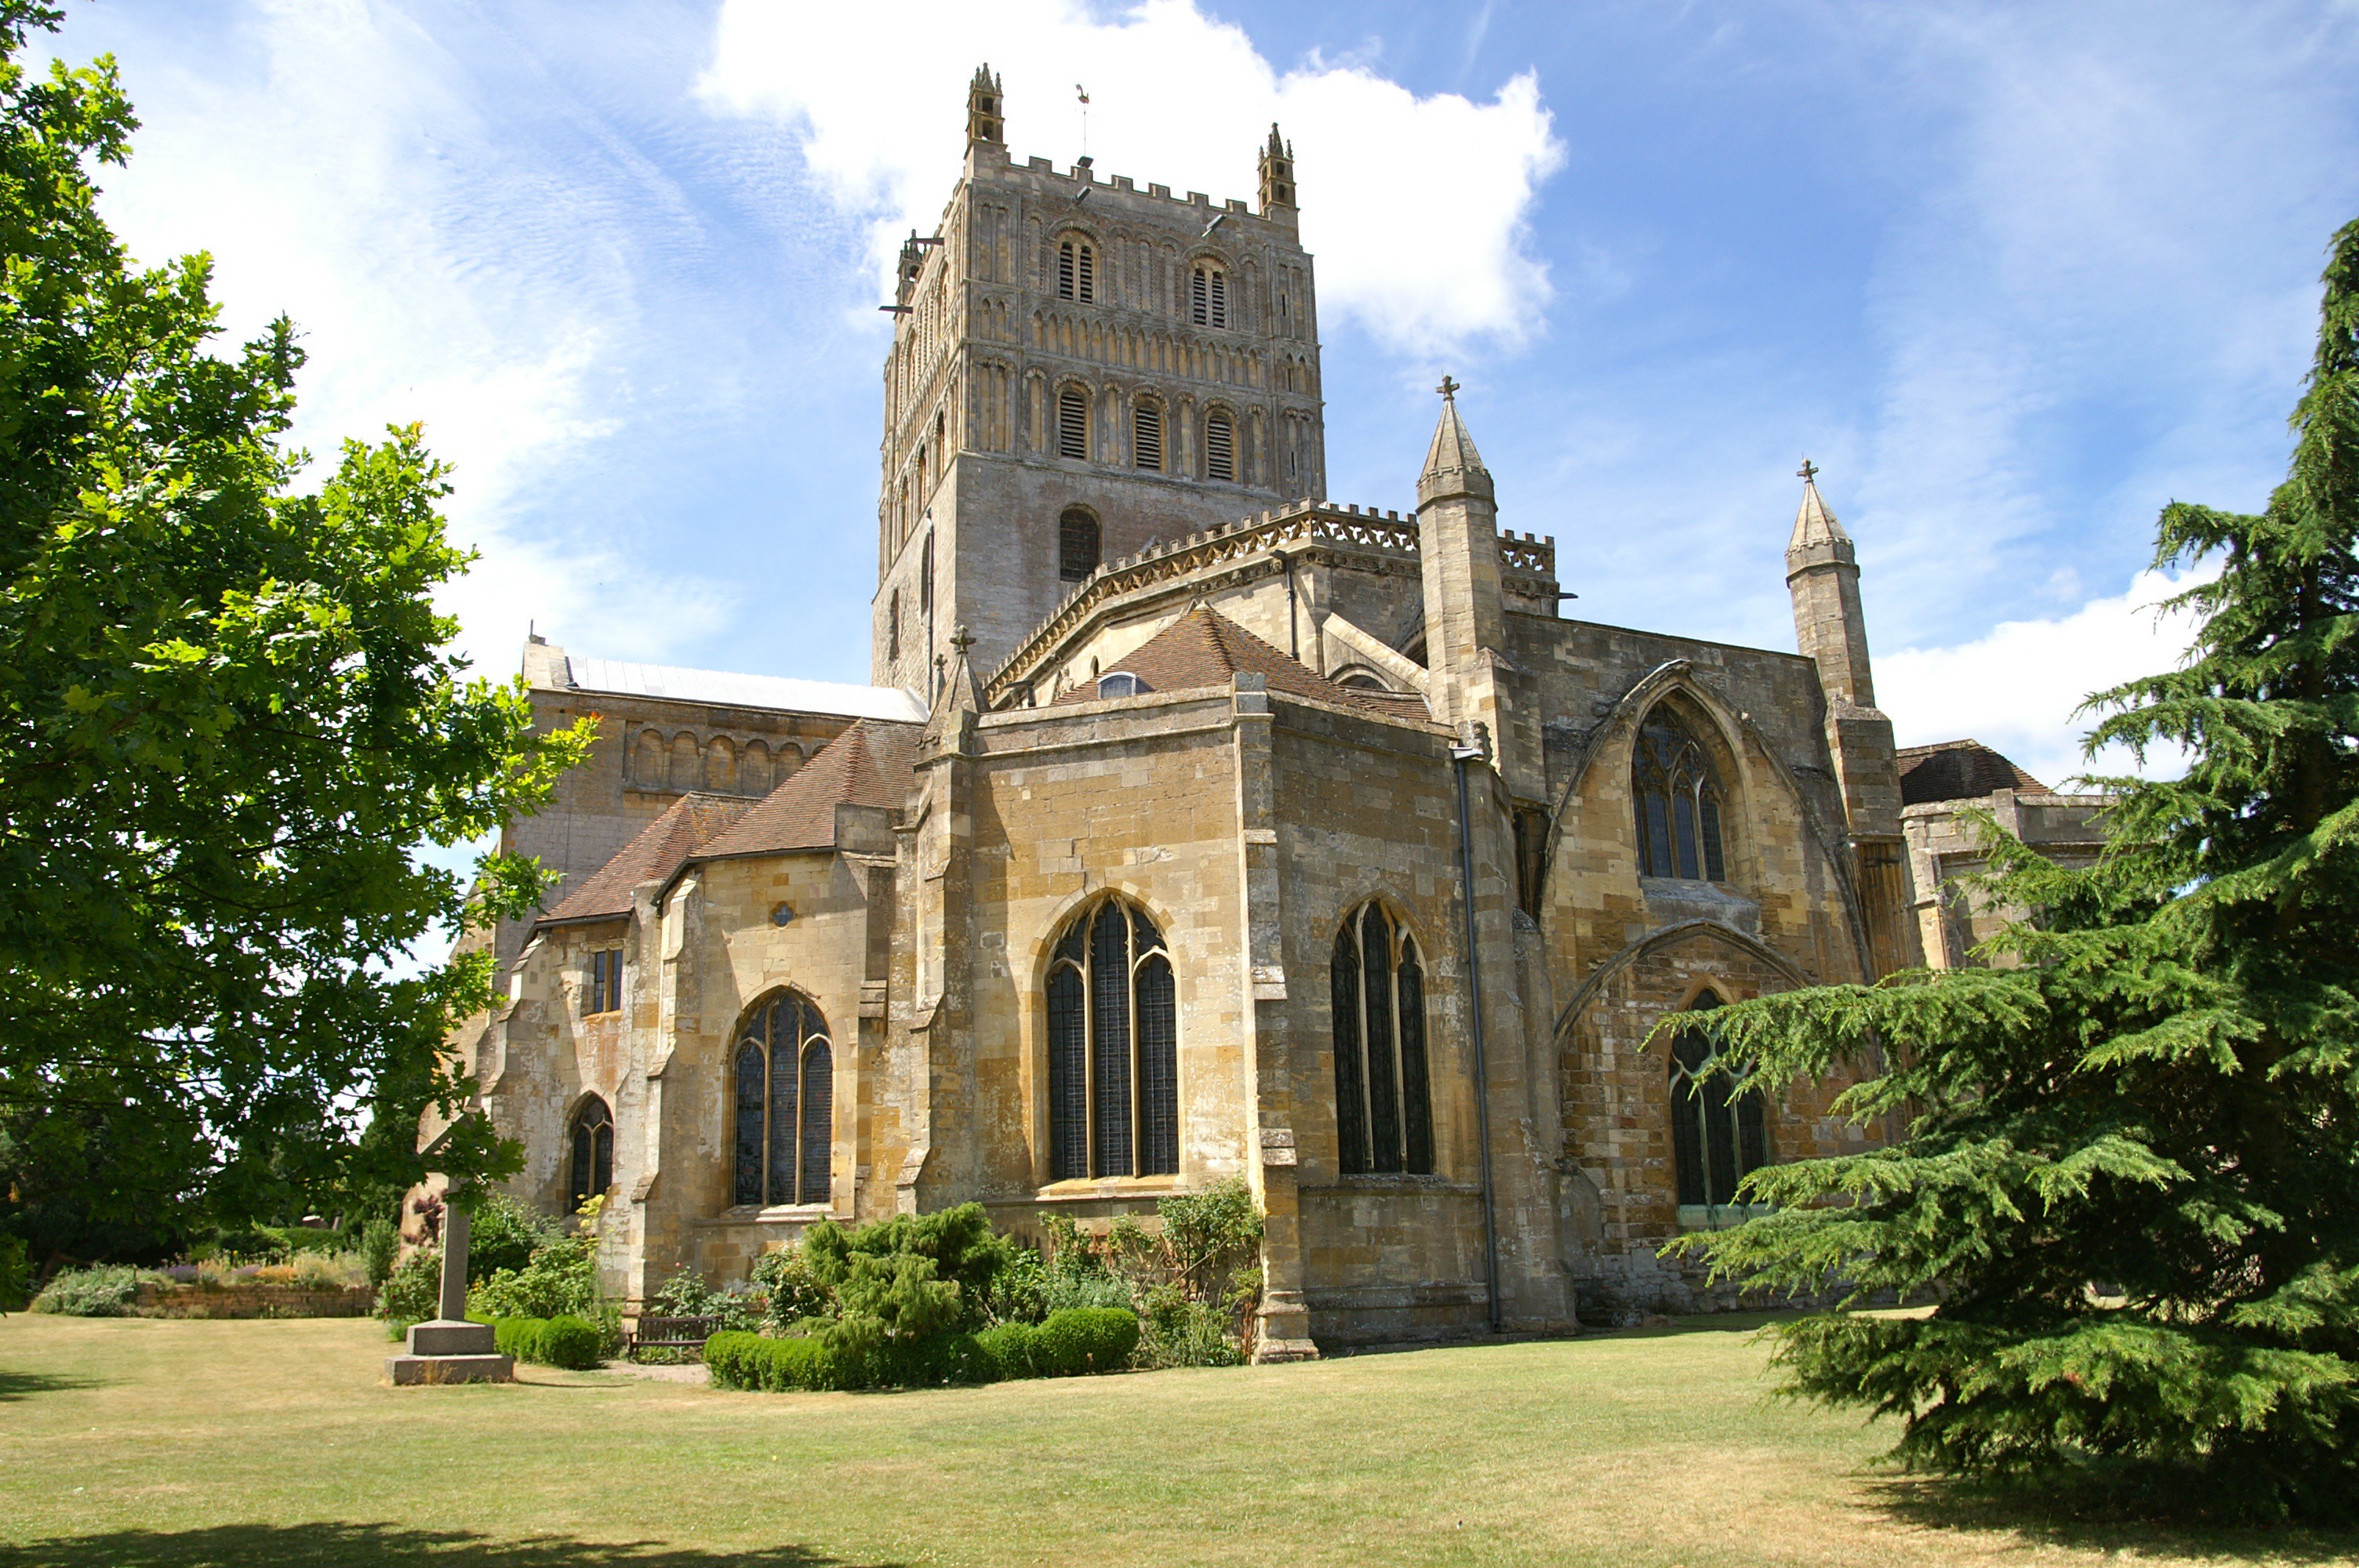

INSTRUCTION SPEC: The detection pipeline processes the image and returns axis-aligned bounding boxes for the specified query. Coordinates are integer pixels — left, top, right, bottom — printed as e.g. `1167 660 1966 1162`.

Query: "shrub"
754 1245 836 1331
30 1263 146 1317
1035 1307 1141 1376
464 1192 557 1283
0 1236 30 1313
380 1246 443 1323
803 1203 1008 1331
358 1218 399 1289
494 1314 602 1370
649 1267 763 1334
976 1321 1042 1380
1133 1284 1241 1370
470 1232 594 1322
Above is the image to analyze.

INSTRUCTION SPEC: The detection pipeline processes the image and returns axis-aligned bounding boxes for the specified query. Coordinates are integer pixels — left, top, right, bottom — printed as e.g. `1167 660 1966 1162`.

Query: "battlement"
982 498 1558 706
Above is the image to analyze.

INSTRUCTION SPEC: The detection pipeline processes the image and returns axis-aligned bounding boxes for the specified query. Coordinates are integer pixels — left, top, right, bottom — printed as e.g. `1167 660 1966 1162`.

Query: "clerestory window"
1057 385 1089 461
1633 710 1728 881
1331 902 1434 1175
567 1096 613 1208
1059 507 1100 582
731 992 834 1207
1668 993 1767 1210
1046 898 1177 1180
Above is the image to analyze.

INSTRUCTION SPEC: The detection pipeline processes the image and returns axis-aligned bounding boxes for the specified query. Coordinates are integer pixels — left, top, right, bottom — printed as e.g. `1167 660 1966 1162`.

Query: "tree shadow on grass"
0 1369 104 1402
0 1523 907 1568
1859 1473 2359 1565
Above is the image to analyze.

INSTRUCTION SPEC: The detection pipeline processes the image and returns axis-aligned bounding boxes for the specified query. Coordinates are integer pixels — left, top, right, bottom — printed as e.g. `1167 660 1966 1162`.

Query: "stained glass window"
1332 903 1434 1176
1045 897 1176 1179
1633 710 1729 881
729 993 834 1210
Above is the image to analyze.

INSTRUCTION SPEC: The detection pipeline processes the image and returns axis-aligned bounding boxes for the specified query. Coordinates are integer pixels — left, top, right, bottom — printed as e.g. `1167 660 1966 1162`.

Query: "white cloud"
697 0 1565 354
1877 562 2215 793
58 0 740 678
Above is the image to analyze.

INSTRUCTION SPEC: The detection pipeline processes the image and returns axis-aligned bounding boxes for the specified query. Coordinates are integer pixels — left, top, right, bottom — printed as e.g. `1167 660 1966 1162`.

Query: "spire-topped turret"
1257 122 1296 216
1787 458 1852 561
1418 375 1494 506
966 64 1004 147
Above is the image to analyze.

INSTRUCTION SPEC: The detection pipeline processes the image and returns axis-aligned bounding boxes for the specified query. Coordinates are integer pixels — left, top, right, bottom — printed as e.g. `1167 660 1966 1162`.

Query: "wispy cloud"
697 0 1565 355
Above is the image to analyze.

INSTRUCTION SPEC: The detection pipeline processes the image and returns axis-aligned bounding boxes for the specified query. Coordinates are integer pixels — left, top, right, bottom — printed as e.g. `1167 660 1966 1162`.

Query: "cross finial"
950 623 975 655
1797 458 1819 483
1437 374 1460 401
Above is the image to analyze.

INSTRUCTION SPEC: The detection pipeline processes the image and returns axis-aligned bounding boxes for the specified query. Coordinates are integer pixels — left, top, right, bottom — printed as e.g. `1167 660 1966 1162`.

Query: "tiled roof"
1897 739 2048 805
1052 605 1431 719
563 656 925 723
539 792 753 926
696 720 921 860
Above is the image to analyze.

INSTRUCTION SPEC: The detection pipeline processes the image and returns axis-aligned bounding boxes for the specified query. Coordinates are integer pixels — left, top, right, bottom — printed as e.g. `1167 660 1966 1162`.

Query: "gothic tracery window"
568 1096 613 1209
1668 993 1767 1210
1632 710 1728 881
731 992 834 1207
1332 902 1434 1175
1045 898 1177 1180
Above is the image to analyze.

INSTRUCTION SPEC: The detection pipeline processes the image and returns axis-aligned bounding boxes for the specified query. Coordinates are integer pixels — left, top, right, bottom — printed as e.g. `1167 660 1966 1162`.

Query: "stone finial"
967 64 1005 147
1417 376 1493 507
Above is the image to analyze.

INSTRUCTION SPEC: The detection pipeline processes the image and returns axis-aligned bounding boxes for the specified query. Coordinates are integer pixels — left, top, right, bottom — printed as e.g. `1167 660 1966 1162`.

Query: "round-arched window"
1059 506 1100 582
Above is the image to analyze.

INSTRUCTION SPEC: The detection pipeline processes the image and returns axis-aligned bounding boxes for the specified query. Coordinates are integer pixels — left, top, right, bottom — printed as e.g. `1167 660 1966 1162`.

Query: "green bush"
30 1263 146 1316
1134 1284 1242 1369
753 1246 837 1331
470 1231 594 1321
1035 1307 1141 1376
463 1192 557 1283
976 1321 1042 1379
803 1202 1007 1331
649 1267 762 1334
493 1314 602 1370
358 1218 399 1289
705 1326 999 1392
379 1246 442 1323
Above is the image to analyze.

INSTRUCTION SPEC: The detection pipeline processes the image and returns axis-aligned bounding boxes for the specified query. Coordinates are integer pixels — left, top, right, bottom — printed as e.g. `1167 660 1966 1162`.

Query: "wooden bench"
625 1314 723 1361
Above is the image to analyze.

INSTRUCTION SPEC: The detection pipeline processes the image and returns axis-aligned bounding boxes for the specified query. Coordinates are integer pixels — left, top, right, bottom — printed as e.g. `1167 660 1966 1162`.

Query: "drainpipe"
1273 549 1299 660
1452 740 1503 1334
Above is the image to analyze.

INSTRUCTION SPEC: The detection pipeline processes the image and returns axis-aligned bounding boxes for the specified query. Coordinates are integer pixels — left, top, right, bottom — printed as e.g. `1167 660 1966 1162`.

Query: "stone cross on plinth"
384 1134 514 1385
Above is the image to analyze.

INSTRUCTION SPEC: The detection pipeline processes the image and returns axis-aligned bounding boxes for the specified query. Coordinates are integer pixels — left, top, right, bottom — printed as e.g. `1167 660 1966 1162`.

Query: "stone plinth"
383 1317 512 1385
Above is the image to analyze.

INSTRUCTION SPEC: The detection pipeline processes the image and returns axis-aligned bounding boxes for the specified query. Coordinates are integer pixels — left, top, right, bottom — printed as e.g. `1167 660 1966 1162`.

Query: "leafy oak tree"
1674 216 2359 1521
0 2 586 1259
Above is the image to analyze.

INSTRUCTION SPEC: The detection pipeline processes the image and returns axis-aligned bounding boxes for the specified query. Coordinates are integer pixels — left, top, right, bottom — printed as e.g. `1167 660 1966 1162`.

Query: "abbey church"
440 68 2102 1350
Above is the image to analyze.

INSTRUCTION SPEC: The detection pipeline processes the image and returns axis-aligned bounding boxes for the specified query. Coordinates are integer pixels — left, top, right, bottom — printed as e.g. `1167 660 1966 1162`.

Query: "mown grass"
0 1312 2350 1567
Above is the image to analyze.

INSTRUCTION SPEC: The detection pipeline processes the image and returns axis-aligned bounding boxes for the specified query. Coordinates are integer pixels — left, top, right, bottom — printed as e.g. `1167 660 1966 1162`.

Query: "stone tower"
1784 465 1916 974
871 70 1327 691
1415 378 1507 742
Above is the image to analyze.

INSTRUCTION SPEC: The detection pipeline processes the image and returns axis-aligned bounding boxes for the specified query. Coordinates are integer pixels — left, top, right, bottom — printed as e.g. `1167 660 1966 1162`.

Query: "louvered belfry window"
1133 403 1163 470
1205 412 1234 482
730 992 834 1207
567 1095 613 1208
1190 264 1225 327
1332 902 1434 1175
1632 708 1728 881
1058 239 1095 302
1045 897 1177 1180
1057 386 1089 460
1668 993 1767 1207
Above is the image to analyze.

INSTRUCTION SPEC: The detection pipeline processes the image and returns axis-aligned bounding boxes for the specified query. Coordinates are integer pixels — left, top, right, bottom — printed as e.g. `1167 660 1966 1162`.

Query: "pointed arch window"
1633 711 1728 881
1668 993 1767 1212
1045 898 1177 1180
731 993 834 1207
567 1096 613 1209
1057 385 1089 460
1332 902 1434 1175
1205 412 1234 483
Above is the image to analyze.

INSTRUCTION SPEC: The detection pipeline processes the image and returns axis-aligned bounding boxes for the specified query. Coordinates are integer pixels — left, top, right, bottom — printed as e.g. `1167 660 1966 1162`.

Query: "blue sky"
47 0 2359 788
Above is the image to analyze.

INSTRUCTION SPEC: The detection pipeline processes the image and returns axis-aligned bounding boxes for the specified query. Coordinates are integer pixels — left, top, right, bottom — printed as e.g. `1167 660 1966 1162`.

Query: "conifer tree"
1678 216 2359 1519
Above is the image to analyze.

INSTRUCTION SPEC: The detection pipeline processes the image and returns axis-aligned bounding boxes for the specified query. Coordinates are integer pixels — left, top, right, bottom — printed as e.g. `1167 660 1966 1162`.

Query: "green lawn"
0 1314 2350 1568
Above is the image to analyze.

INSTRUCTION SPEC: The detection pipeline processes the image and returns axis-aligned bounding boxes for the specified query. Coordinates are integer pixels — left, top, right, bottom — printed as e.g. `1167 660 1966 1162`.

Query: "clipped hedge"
707 1305 1141 1394
493 1314 602 1370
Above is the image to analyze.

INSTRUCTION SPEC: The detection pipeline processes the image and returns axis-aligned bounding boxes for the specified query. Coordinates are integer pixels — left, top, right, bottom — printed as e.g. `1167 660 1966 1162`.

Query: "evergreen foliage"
0 2 589 1255
1672 216 2359 1520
